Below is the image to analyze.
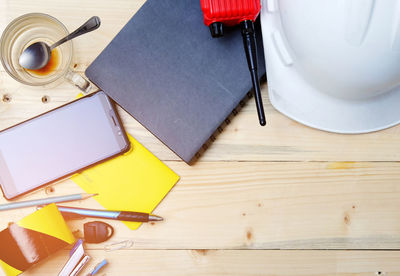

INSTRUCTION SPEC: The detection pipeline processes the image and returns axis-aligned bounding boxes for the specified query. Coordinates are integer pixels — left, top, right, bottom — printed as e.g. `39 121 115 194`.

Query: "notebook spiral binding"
192 76 267 163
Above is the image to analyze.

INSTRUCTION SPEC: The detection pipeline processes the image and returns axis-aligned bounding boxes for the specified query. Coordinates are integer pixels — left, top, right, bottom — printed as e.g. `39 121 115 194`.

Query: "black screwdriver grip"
240 20 266 126
117 211 150 222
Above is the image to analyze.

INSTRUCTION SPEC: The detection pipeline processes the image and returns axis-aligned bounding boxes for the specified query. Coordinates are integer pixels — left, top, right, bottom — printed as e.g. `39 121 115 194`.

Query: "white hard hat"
260 0 400 133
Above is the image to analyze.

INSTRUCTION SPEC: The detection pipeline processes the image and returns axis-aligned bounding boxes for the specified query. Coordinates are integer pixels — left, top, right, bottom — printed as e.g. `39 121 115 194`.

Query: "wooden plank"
0 161 399 250
201 85 400 162
0 78 400 162
17 250 400 276
1 1 400 163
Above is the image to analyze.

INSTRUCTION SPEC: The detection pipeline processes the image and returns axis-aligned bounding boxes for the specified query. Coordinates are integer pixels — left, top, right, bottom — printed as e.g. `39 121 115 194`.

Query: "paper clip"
104 240 134 252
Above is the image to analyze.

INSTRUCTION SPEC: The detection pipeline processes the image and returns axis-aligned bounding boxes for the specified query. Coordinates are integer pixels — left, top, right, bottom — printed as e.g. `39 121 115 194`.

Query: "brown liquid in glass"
27 48 60 76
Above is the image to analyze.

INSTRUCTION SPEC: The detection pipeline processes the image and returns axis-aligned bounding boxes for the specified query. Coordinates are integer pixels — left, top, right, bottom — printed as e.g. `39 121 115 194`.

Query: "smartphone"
0 91 130 199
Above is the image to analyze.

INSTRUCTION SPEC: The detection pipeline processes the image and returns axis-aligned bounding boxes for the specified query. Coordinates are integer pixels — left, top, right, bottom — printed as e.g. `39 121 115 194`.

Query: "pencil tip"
148 215 163 221
82 193 98 199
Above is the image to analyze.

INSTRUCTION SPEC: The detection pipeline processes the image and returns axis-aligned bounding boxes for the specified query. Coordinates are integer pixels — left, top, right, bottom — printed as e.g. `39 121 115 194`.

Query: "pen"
87 259 108 276
56 205 163 222
0 193 97 211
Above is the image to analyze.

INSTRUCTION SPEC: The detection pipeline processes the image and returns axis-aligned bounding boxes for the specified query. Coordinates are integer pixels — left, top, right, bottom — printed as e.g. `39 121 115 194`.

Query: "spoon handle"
50 16 101 50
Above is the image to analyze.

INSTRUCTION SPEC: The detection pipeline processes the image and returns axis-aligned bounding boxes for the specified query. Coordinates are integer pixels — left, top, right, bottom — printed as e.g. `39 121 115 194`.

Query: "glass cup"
0 13 91 92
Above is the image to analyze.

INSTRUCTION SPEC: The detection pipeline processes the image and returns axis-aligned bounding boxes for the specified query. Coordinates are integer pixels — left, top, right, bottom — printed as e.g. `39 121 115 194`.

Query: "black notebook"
85 0 265 163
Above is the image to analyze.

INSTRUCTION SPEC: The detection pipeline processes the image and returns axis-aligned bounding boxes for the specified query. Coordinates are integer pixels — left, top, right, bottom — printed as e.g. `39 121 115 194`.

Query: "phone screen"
0 91 129 199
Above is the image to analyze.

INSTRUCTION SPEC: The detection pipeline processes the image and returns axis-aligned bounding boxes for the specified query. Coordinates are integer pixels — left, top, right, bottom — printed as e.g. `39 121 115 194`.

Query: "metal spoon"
19 16 101 70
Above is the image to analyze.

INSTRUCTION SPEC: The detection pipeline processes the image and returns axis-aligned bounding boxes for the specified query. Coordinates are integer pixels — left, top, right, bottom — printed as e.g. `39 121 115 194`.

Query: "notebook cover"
85 0 266 163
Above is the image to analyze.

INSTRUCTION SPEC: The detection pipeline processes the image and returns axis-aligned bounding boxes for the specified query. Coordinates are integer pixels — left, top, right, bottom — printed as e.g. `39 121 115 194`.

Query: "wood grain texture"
20 250 400 276
0 161 399 250
1 0 400 275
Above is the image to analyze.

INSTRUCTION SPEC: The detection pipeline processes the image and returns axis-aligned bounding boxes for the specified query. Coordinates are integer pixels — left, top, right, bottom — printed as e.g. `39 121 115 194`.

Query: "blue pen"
88 259 108 276
56 205 163 222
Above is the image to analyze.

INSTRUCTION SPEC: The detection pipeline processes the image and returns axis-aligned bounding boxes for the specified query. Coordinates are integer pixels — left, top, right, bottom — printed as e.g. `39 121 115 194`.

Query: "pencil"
0 193 97 211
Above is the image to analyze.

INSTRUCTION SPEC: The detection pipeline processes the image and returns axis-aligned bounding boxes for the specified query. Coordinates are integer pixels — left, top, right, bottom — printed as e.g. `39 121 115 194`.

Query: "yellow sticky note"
17 203 75 245
71 134 179 230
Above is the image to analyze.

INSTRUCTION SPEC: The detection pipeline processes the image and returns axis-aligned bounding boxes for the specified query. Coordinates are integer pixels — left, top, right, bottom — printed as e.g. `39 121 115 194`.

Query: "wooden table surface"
1 1 400 275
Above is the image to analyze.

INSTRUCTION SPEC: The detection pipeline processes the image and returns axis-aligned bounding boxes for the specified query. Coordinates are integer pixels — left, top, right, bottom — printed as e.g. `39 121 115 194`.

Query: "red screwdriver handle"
200 0 261 27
